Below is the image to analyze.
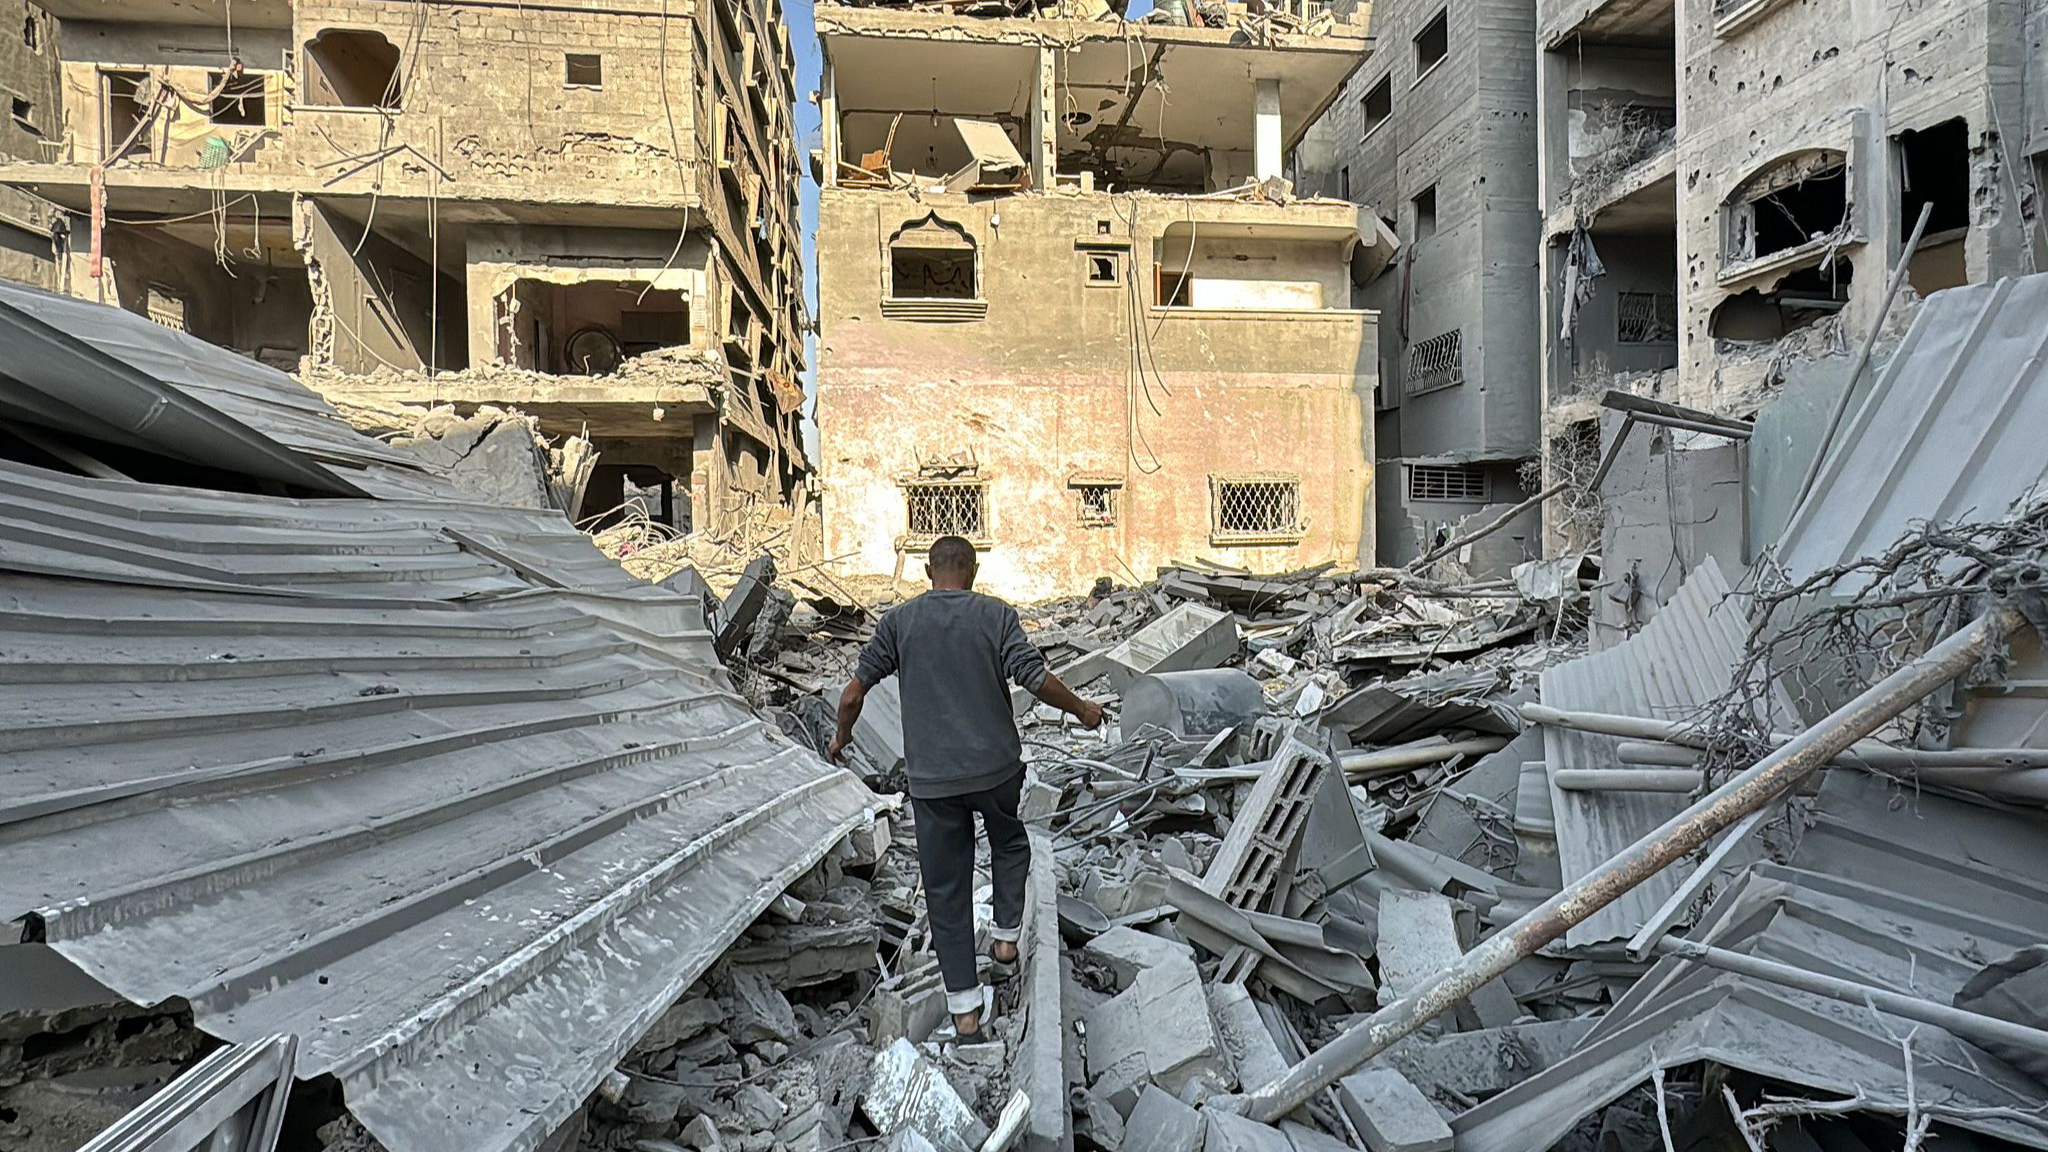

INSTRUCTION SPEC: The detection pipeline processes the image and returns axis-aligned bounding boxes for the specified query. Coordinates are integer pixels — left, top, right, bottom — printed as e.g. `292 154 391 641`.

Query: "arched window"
886 214 978 300
1724 148 1849 266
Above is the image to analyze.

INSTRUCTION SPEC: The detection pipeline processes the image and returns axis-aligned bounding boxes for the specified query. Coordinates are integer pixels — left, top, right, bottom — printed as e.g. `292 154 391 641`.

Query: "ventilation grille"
1408 464 1489 503
880 298 988 323
1405 329 1464 395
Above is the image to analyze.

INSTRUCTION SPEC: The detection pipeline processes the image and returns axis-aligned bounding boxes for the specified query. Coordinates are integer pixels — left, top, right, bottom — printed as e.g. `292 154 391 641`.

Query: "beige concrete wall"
462 224 715 368
816 188 1377 602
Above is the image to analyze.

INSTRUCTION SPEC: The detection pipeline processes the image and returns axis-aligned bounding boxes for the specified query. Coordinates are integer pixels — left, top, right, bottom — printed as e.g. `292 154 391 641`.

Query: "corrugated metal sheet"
1777 273 2048 581
0 298 882 1152
1539 558 1757 946
1455 771 2048 1151
0 280 447 500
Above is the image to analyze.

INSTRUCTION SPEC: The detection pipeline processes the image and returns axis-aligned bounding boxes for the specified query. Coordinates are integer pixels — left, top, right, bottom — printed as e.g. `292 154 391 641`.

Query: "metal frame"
80 1034 297 1152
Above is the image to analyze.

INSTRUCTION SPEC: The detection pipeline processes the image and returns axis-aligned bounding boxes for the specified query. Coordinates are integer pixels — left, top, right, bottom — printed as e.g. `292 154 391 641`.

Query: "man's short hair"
928 535 976 575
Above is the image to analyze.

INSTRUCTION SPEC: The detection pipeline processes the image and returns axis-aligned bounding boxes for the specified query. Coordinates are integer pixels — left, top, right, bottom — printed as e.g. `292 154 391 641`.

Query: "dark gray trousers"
912 770 1030 1001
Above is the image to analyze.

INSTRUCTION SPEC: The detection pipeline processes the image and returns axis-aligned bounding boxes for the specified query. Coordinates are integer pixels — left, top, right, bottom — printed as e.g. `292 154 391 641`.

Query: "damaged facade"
1293 0 1543 571
0 0 809 531
812 1 1383 602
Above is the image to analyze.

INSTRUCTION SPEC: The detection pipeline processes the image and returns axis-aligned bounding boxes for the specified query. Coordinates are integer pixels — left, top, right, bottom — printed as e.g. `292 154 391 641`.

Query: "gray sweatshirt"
855 589 1049 799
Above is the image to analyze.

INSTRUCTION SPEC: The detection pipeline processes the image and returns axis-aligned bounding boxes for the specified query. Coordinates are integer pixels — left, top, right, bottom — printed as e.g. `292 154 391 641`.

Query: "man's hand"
826 733 850 763
1073 700 1106 730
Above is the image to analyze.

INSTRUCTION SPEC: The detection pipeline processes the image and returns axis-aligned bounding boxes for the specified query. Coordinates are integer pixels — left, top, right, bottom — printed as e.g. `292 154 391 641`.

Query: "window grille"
1617 292 1677 343
1211 476 1304 543
904 482 987 542
1075 484 1118 526
1407 464 1488 502
1405 329 1463 395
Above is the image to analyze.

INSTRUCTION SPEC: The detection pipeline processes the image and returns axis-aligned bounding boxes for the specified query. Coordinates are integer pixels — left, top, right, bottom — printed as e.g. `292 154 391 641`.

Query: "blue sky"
790 0 824 457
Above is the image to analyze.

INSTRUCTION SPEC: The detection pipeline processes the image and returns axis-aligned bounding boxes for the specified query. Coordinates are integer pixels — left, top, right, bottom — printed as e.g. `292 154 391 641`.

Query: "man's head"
926 535 977 590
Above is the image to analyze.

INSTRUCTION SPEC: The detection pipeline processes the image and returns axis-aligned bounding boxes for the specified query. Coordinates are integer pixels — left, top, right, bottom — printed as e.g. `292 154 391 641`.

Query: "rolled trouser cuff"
988 924 1021 944
947 986 986 1016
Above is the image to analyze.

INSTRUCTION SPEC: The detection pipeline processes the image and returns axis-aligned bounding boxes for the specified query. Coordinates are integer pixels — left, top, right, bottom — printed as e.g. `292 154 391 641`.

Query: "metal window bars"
1617 291 1678 344
903 481 986 542
1211 476 1305 543
1405 329 1464 395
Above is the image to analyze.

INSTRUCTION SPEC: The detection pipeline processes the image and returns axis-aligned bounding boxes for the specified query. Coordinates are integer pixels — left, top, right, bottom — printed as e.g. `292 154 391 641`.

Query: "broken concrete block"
727 966 801 1045
1081 926 1196 992
1338 1068 1455 1152
1020 773 1063 822
1122 1087 1204 1152
1204 981 1289 1092
881 1129 940 1152
844 814 892 865
630 996 723 1055
725 919 881 988
1279 1121 1354 1152
1084 954 1226 1113
1077 1088 1128 1149
851 677 906 773
1202 1110 1296 1152
1374 891 1464 998
862 1038 991 1152
1101 602 1238 692
1374 1018 1594 1100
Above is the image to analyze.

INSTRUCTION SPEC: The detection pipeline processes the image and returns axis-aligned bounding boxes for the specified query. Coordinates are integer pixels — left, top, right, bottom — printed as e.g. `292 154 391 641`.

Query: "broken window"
1406 329 1464 395
144 285 189 332
303 29 402 108
1074 481 1119 527
892 247 975 298
1362 76 1392 137
1726 151 1848 265
1211 476 1305 543
904 482 987 543
1710 259 1853 341
1413 185 1438 241
9 97 37 137
1086 253 1121 287
1415 11 1449 75
1407 464 1488 502
22 13 36 50
1616 292 1678 343
565 53 603 87
208 72 266 126
103 70 153 158
1898 118 1970 294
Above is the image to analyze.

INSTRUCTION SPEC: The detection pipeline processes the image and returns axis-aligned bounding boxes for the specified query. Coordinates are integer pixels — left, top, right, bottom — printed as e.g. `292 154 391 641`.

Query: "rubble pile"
636 505 2048 1152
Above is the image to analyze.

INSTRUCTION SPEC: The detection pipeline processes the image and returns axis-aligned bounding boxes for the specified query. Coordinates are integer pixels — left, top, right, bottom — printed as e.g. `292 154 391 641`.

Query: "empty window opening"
497 280 689 374
1075 483 1119 526
1710 259 1854 342
1086 253 1121 286
208 72 266 126
1406 329 1464 395
1408 464 1488 503
565 53 603 87
1898 118 1970 294
1362 76 1392 136
103 70 154 158
1338 166 1351 202
9 97 37 136
905 482 987 543
1212 476 1304 543
23 13 37 50
892 248 976 299
304 29 402 108
1414 11 1449 75
1413 185 1438 241
1728 153 1848 264
1616 292 1678 343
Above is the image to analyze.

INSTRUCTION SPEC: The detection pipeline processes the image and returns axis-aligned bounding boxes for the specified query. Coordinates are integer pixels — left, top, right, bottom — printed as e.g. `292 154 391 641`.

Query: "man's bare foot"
991 940 1019 965
953 1010 984 1039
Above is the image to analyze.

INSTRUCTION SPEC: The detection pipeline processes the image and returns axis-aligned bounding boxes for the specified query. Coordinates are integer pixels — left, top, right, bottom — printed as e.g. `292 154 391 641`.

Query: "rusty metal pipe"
1237 603 2027 1123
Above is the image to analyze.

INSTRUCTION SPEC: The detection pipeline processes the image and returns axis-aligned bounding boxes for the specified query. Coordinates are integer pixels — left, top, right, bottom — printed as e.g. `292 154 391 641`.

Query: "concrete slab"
863 1038 991 1152
1084 954 1226 1113
1374 891 1463 997
852 677 906 773
1374 1018 1595 1100
1122 1087 1204 1152
1338 1068 1455 1152
1203 1110 1296 1152
1081 926 1196 992
1204 981 1289 1092
1017 829 1071 1152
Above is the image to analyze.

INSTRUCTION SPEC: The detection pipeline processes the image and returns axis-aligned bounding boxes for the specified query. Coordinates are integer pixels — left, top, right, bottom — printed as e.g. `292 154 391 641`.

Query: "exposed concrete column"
1031 46 1058 190
1254 78 1282 182
820 56 840 189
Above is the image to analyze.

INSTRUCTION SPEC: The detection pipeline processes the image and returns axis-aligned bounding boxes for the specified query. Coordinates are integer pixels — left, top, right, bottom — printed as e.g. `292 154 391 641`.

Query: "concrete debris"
863 1038 993 1152
1336 1068 1454 1152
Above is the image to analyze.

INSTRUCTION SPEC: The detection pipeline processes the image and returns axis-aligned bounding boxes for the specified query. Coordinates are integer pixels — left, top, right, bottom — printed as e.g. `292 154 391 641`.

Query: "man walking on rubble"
828 535 1105 1043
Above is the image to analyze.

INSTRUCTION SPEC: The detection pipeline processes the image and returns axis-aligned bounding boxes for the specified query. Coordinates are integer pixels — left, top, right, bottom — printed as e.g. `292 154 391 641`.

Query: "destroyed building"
1292 0 1542 572
0 0 809 531
810 0 1385 602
